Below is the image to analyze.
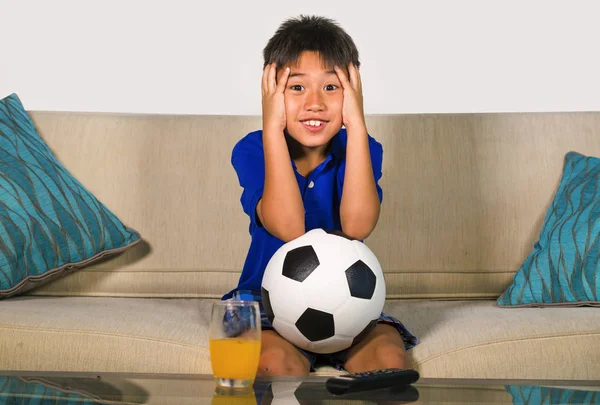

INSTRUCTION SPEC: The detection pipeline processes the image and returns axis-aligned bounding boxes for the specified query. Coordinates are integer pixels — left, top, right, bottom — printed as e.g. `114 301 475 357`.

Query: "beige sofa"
1 111 599 380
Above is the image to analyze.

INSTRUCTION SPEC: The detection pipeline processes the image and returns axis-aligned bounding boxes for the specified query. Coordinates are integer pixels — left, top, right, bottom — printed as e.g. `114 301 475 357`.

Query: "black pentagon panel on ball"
282 245 320 282
351 319 378 347
261 287 275 324
345 260 376 299
295 308 335 341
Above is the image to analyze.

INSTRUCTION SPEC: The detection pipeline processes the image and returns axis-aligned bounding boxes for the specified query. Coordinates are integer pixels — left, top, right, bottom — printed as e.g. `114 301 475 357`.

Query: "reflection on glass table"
1 372 599 404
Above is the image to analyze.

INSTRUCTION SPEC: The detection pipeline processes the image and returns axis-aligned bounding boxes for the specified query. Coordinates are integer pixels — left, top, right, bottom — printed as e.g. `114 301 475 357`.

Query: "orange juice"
209 338 261 380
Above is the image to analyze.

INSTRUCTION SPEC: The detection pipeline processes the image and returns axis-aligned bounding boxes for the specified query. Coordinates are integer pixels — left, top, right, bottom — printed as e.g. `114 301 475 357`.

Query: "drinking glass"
209 300 261 389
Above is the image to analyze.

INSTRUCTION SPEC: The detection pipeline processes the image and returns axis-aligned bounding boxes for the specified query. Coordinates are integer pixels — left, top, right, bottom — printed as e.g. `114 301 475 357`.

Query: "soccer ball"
261 228 386 354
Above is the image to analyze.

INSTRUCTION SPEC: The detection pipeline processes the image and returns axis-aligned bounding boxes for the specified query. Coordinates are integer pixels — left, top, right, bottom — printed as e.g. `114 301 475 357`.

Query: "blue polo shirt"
222 128 383 299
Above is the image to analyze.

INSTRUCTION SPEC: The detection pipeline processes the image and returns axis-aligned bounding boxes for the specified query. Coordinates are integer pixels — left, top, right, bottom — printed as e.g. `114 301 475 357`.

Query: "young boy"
222 15 417 376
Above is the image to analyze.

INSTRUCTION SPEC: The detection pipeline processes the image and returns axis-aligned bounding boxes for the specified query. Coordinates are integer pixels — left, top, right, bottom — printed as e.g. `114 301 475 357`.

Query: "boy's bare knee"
374 344 407 369
259 347 308 376
344 325 408 373
258 331 310 376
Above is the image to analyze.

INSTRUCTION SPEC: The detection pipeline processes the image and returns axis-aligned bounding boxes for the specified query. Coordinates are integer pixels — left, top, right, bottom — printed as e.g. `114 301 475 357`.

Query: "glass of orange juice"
209 300 261 390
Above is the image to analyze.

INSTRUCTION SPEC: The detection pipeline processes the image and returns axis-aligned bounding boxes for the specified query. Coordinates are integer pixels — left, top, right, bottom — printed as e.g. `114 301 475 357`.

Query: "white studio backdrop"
1 0 599 115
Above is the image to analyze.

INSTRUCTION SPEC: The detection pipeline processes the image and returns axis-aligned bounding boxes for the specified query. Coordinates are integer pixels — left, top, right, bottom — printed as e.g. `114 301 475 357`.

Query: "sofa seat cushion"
387 299 600 380
0 296 213 374
1 297 599 379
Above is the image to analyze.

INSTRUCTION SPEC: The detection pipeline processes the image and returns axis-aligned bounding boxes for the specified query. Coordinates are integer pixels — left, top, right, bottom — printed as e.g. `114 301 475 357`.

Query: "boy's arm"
259 128 305 242
335 64 381 240
258 63 305 242
340 126 381 240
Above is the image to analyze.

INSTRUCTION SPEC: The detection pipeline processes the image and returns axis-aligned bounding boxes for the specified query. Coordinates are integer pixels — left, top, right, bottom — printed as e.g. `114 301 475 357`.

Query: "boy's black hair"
263 15 360 71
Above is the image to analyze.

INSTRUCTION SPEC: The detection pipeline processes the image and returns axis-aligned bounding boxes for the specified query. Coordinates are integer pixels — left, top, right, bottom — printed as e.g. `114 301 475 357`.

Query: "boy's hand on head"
334 63 366 132
262 63 291 133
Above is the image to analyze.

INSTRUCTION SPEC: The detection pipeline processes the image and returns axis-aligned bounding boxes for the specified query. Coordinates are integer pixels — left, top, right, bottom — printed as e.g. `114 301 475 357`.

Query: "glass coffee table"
1 370 599 404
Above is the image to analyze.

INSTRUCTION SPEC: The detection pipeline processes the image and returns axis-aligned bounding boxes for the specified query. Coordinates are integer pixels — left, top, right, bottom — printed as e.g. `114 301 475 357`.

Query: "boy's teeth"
304 120 322 127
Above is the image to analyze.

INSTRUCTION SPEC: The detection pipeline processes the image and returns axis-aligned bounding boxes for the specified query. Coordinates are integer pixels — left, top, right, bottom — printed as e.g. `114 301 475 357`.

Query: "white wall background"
1 0 599 115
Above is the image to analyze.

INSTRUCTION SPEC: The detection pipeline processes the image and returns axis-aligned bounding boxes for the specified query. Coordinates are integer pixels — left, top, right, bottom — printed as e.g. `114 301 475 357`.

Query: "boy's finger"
334 65 351 90
276 66 290 94
357 72 362 93
262 64 270 96
353 63 363 91
348 63 359 91
268 63 277 94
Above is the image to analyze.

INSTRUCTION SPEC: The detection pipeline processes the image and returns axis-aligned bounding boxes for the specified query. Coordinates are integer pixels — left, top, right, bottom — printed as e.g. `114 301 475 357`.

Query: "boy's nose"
304 93 325 111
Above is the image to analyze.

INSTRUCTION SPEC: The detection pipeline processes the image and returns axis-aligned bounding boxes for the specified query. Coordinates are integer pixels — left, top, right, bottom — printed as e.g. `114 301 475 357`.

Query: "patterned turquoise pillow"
498 151 600 307
505 384 598 404
0 93 141 299
0 375 138 403
0 376 99 403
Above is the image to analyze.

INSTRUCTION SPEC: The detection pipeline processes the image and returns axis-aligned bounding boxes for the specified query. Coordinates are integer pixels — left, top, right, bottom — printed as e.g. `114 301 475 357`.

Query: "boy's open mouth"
300 120 328 133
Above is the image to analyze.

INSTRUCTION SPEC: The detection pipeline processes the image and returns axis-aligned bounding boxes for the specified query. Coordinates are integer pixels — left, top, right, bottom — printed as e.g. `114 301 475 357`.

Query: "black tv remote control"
325 368 419 395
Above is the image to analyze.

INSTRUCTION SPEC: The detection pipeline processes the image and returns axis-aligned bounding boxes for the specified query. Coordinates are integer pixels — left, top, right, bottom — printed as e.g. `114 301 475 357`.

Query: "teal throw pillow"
0 375 134 403
498 151 600 307
0 93 141 299
505 384 598 404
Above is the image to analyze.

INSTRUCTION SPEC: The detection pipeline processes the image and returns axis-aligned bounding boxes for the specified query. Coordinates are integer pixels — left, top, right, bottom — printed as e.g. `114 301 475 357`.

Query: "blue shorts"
226 289 418 372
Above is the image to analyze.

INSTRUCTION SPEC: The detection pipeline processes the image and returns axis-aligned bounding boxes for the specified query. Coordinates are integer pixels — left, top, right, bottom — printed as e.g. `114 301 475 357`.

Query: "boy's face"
277 51 344 152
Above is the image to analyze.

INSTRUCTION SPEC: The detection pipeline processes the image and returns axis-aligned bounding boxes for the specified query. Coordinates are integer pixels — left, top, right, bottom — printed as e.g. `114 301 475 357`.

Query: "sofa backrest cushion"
23 110 600 299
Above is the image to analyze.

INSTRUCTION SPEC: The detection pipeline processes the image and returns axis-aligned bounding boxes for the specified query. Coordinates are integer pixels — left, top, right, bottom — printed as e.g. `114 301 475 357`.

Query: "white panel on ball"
272 272 311 323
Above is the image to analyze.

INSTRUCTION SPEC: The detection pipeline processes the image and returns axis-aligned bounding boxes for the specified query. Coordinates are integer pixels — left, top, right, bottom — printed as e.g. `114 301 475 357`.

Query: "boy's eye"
325 84 338 91
290 85 304 91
